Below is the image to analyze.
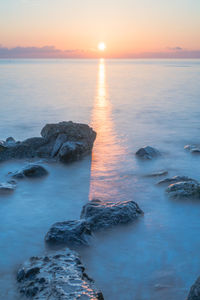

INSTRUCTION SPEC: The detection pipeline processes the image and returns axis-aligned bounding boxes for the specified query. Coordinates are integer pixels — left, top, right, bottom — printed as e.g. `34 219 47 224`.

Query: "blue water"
0 59 200 299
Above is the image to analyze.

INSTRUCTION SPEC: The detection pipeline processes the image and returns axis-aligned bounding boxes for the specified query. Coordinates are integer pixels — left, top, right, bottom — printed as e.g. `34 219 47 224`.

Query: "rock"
0 182 16 193
136 146 161 160
145 170 168 177
157 176 198 185
80 199 143 231
0 121 96 163
5 137 16 145
45 219 92 247
51 133 68 157
187 276 200 300
11 164 48 179
184 145 200 154
58 141 87 163
17 249 104 300
166 181 200 198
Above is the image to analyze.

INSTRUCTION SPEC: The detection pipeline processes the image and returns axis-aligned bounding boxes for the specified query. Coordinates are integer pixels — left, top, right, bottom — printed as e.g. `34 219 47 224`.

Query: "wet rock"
145 170 168 177
17 249 104 300
51 133 68 157
184 145 200 154
80 199 143 231
136 146 161 160
157 176 198 185
11 164 48 179
45 219 92 247
59 141 87 163
5 137 16 145
0 121 96 163
166 181 200 198
187 276 200 300
0 182 16 193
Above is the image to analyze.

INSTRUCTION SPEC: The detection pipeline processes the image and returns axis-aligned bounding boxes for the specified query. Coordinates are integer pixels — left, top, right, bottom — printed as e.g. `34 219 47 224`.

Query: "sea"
0 58 200 299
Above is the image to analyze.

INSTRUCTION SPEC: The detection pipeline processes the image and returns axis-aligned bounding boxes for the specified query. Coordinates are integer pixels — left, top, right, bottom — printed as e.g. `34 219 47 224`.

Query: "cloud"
0 45 92 58
167 46 183 51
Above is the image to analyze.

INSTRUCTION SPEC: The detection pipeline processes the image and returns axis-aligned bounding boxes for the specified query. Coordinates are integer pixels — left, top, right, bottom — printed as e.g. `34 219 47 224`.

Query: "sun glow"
98 42 106 51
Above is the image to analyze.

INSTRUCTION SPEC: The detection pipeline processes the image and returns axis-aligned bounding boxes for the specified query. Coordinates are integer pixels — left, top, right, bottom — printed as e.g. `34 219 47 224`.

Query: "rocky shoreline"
1 122 200 299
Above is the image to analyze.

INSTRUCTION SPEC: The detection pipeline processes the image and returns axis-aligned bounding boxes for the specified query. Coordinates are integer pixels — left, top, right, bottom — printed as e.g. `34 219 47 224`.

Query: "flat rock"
0 121 96 163
11 164 48 179
45 219 92 248
136 146 161 160
166 181 200 198
157 176 198 185
80 199 143 231
0 182 16 193
17 249 104 300
187 276 200 300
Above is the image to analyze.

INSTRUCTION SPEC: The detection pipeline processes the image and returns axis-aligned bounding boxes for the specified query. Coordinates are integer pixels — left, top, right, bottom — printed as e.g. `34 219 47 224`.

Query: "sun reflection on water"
89 59 126 201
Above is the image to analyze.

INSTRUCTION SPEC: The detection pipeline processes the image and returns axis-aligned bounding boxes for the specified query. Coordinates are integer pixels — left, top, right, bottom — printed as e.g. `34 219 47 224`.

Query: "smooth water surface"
0 59 200 299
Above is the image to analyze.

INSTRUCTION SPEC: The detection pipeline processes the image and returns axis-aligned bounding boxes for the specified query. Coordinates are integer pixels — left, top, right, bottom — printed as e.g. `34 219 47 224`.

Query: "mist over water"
0 59 200 299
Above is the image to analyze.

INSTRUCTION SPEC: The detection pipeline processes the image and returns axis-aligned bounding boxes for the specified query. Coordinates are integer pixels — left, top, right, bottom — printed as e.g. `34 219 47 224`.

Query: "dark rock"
17 249 104 299
157 176 198 185
80 199 143 231
45 219 92 247
51 133 68 157
0 182 16 193
145 170 168 177
0 121 96 163
136 146 161 160
58 141 87 163
187 276 200 300
166 181 200 198
11 164 48 179
184 145 200 154
6 137 16 145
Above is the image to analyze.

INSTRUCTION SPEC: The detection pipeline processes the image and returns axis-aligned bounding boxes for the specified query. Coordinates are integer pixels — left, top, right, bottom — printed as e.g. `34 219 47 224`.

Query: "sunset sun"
98 42 106 51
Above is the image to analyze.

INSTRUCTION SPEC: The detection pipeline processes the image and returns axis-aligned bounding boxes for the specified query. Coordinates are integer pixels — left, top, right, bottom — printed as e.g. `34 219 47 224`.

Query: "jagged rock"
136 146 161 160
59 141 87 163
0 121 96 163
17 249 104 300
45 219 92 247
11 164 48 179
80 199 143 231
166 181 200 198
184 145 200 154
187 276 200 300
145 170 168 177
0 182 16 193
157 176 198 185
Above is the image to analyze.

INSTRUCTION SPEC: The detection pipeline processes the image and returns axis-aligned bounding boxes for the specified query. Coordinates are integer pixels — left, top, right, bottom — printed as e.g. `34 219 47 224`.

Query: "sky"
0 0 200 58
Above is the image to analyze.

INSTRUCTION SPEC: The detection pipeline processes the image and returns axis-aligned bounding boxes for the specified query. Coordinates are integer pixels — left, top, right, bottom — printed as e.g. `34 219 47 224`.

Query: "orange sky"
0 0 200 58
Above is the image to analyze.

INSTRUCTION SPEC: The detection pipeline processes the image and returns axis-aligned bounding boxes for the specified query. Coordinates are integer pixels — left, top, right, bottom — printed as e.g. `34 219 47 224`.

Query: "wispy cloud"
0 45 92 58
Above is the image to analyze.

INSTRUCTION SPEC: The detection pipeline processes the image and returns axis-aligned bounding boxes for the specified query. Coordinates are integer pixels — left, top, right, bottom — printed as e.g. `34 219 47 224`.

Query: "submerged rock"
166 181 200 198
80 199 143 231
17 249 104 300
0 182 16 193
11 164 48 179
187 276 200 300
136 146 161 160
157 176 198 185
145 170 168 177
184 144 200 154
0 121 96 163
45 219 92 247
